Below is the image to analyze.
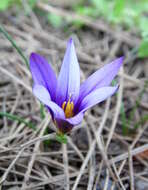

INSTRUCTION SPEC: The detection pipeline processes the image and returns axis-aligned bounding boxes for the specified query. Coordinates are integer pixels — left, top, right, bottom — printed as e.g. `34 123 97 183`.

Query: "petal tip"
118 56 124 65
30 52 37 59
111 56 124 69
69 37 73 43
30 53 40 65
68 37 74 46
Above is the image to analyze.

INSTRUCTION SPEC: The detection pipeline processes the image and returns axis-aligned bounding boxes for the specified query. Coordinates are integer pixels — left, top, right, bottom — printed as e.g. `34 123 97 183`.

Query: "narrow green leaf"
0 25 29 68
0 112 36 130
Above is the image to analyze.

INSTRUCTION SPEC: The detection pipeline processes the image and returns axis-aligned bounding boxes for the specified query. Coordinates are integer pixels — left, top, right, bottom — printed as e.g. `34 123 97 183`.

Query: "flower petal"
56 38 80 106
80 86 118 112
66 112 84 125
30 53 57 100
79 57 123 102
33 85 65 119
62 86 118 132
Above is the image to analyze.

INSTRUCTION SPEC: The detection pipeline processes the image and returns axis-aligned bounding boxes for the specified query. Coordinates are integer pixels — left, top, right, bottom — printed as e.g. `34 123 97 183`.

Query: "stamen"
62 98 74 118
62 101 66 110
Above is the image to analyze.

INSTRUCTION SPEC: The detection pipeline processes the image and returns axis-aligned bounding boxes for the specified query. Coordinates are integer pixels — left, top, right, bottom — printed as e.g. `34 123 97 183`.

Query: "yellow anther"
62 101 66 110
62 99 74 118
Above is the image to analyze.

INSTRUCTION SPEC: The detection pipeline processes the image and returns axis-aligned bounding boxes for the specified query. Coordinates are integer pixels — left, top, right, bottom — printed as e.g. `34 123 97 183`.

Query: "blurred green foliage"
90 0 148 33
47 13 63 28
0 0 37 11
138 39 148 58
76 0 148 57
0 0 11 10
0 0 21 10
0 0 147 57
28 0 38 8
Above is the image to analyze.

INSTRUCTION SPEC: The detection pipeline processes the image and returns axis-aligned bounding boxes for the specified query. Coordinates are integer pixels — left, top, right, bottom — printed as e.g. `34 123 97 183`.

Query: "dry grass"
0 3 148 190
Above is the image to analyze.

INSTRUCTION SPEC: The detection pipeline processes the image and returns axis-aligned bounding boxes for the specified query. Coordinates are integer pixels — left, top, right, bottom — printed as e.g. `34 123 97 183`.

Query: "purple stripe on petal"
30 53 57 101
33 85 65 119
80 86 118 112
56 38 80 106
79 57 123 102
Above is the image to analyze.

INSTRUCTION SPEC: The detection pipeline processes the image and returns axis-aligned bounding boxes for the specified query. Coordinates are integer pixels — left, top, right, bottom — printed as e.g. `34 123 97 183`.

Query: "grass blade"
0 112 36 130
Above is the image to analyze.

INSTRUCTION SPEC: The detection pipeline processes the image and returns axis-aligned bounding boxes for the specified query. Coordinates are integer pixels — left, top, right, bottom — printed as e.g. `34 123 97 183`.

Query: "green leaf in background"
72 20 84 29
47 13 63 28
28 0 38 8
138 39 148 58
76 6 95 17
0 0 11 11
131 0 148 13
139 17 148 38
91 0 108 15
113 0 125 17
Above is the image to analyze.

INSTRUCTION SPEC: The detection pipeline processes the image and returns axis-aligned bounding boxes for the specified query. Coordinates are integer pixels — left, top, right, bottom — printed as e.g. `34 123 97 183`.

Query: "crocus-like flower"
30 38 123 134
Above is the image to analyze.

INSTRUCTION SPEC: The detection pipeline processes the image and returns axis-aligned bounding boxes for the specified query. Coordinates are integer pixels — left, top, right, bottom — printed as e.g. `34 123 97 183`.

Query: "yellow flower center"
62 98 74 118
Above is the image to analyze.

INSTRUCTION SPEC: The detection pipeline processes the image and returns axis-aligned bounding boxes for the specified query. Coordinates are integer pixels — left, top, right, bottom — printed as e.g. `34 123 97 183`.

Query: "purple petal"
66 112 84 125
79 57 123 102
55 85 117 133
30 53 57 101
80 86 118 112
55 112 84 133
56 38 80 106
33 85 65 119
56 85 118 133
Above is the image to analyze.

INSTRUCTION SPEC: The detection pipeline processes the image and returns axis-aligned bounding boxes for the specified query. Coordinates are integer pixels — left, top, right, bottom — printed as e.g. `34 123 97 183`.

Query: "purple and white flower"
30 38 123 133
